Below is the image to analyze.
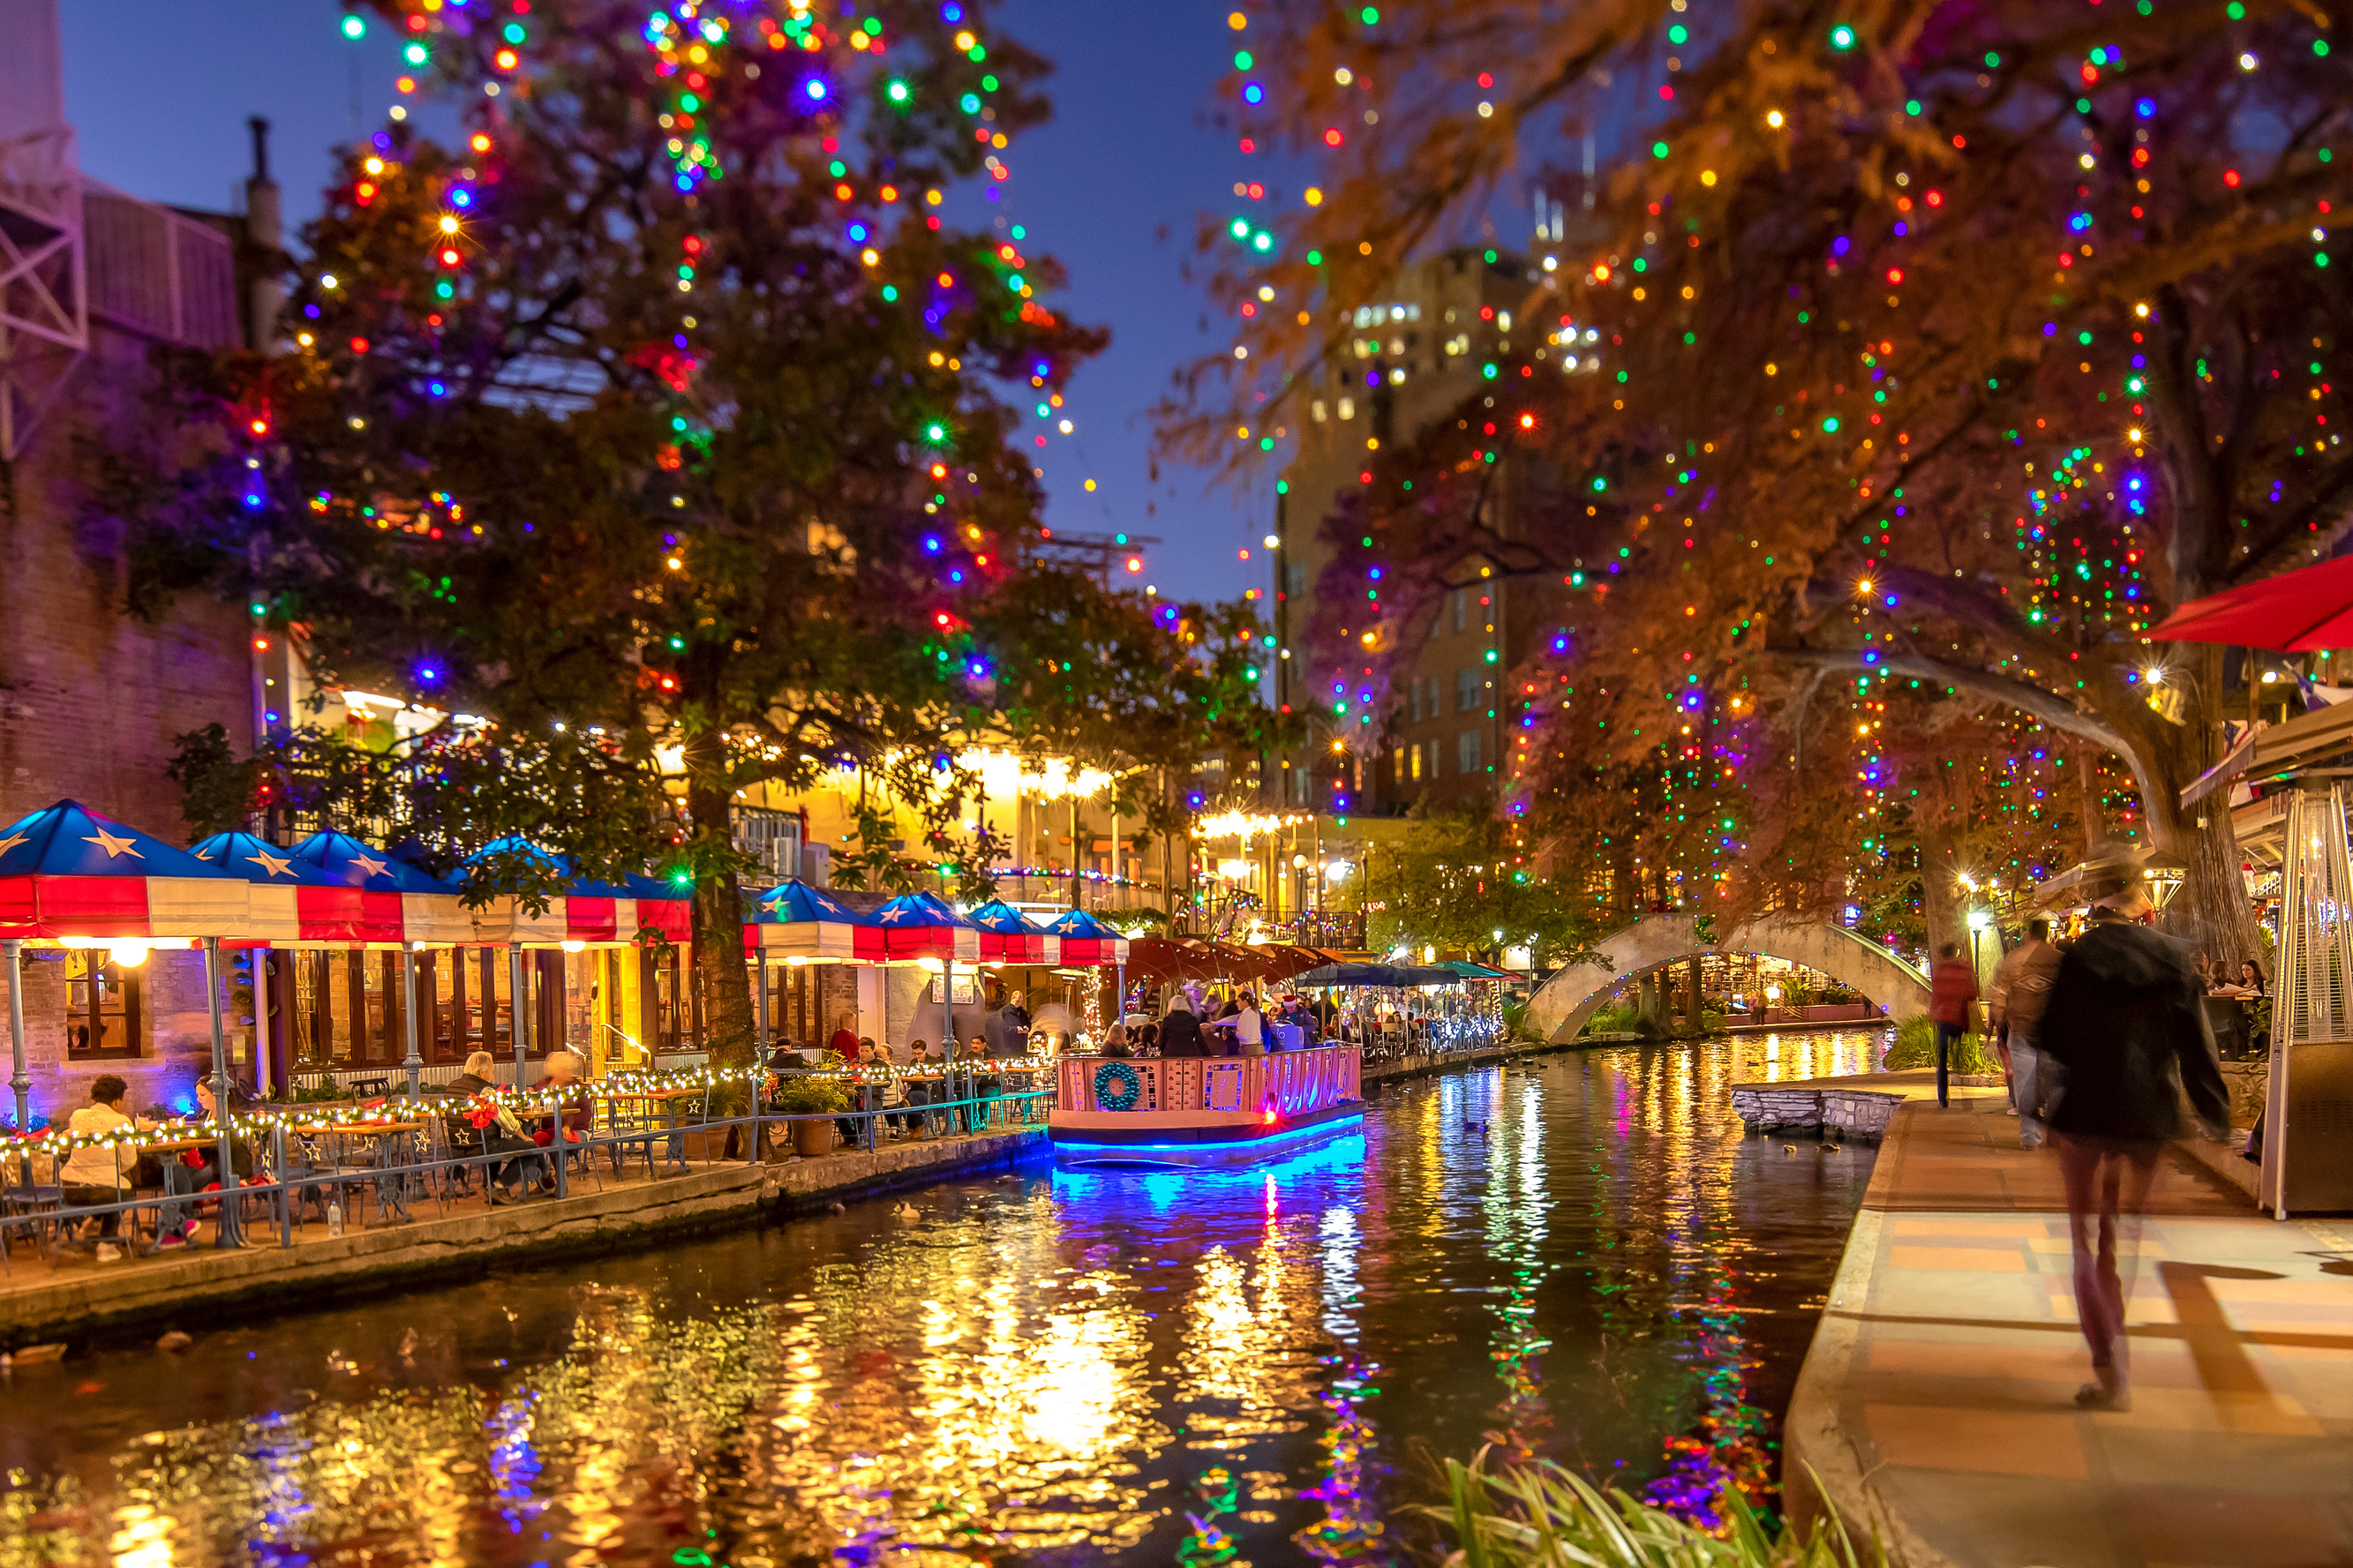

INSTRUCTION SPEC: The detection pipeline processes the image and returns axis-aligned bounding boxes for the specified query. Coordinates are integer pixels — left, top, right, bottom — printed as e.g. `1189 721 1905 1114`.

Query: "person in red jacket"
1928 942 1980 1108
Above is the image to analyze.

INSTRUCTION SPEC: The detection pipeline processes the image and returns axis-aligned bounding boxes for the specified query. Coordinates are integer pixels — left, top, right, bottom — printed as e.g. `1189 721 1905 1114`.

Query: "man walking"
1988 918 2062 1149
1928 942 1981 1107
2037 863 2230 1411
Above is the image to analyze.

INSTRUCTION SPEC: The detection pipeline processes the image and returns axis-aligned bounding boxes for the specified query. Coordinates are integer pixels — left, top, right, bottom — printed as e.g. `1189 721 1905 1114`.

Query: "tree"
1365 806 1596 965
1177 0 2351 960
101 0 1278 1072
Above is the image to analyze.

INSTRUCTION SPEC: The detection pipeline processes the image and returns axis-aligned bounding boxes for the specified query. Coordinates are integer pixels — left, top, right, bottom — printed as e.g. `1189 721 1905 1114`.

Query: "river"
0 1030 1884 1566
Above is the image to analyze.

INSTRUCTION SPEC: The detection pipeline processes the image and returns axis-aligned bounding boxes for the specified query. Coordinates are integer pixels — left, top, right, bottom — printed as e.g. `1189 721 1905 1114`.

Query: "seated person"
158 1070 258 1246
60 1075 154 1260
444 1050 500 1096
530 1050 592 1137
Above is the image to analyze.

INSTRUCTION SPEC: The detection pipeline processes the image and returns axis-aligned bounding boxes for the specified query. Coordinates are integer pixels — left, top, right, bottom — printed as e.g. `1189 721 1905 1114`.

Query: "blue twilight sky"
56 0 1289 608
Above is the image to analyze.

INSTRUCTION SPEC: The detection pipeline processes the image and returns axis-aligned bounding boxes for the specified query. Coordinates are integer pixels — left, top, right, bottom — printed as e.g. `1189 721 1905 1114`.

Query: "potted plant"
773 1076 848 1158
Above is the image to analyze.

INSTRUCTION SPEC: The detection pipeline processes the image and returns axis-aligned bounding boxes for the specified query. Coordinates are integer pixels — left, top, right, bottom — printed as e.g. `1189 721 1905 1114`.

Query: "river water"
0 1031 1883 1567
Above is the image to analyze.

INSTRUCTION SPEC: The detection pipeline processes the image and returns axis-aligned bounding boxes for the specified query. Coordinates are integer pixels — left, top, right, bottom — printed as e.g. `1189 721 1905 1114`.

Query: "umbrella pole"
756 948 771 1060
510 947 530 1088
203 936 241 1249
401 946 423 1104
5 940 27 1137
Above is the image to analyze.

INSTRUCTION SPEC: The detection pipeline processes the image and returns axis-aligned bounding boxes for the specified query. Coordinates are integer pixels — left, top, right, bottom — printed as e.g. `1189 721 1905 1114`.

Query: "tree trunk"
681 724 756 1083
1917 815 1966 964
2141 709 2259 969
2077 739 2105 853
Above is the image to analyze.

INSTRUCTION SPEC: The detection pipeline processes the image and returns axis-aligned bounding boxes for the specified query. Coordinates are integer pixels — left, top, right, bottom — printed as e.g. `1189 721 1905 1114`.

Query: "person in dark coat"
1158 1000 1207 1058
2037 866 2230 1412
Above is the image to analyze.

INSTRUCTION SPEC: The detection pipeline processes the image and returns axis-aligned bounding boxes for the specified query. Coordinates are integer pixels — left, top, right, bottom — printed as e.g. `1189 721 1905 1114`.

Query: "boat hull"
1049 1099 1365 1168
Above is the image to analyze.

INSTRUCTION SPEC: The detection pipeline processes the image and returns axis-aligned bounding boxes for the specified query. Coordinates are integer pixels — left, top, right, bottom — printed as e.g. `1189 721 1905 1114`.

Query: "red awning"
2145 555 2353 651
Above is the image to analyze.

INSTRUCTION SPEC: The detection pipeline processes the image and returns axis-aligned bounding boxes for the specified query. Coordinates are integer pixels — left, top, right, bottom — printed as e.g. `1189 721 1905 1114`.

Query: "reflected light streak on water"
0 1032 1881 1566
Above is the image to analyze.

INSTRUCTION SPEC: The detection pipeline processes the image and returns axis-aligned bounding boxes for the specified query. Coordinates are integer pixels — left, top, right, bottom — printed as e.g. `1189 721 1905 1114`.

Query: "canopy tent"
2145 554 2353 652
192 829 372 945
1042 906 1129 966
746 878 875 962
964 898 1062 964
289 830 475 945
1439 959 1515 981
867 891 981 964
1288 962 1462 988
0 799 250 942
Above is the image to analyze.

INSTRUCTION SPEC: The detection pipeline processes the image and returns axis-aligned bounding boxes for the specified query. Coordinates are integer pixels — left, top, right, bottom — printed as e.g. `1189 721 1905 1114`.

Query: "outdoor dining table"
597 1084 712 1174
294 1121 425 1224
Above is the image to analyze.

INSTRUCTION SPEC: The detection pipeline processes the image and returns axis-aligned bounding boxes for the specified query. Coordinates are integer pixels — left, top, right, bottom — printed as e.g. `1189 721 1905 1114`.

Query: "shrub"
1582 1001 1638 1036
1882 1016 1998 1076
773 1076 849 1116
1426 1452 1878 1567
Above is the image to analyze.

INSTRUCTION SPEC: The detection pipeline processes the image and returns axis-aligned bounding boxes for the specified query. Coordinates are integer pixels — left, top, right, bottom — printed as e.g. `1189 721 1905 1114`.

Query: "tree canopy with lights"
1185 0 2349 957
106 0 1280 1066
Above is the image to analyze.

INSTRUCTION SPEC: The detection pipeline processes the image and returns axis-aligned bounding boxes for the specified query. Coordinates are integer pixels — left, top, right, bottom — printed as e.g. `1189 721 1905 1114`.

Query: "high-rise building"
1274 239 1589 815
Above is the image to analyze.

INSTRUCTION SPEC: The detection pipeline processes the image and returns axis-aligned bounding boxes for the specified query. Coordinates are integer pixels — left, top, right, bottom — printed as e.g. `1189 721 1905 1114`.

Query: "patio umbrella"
1042 906 1129 966
0 799 250 942
746 878 875 962
2145 554 2353 651
0 800 252 1233
964 898 1062 964
867 891 981 964
192 829 369 944
291 830 475 944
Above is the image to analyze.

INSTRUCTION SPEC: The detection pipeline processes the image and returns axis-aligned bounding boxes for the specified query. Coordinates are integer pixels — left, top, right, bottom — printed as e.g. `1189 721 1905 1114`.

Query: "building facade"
3 0 280 1120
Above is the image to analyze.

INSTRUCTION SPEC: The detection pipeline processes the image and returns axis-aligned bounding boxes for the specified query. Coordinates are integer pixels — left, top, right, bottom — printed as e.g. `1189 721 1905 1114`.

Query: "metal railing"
1 1077 1051 1276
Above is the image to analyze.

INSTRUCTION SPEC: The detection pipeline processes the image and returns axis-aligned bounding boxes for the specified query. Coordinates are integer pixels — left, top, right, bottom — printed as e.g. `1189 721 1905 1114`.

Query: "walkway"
1786 1096 2353 1568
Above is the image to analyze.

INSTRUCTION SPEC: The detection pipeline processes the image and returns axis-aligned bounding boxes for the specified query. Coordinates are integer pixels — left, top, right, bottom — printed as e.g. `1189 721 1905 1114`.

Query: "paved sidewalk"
1786 1095 2353 1568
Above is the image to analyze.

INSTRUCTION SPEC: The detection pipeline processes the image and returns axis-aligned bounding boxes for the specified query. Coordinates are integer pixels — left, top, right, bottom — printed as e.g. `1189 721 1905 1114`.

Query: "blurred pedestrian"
2037 860 2230 1411
1988 918 2061 1149
1928 942 1980 1107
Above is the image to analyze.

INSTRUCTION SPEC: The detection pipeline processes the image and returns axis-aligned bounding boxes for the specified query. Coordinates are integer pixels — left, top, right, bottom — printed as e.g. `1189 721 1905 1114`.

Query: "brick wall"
2 321 255 1129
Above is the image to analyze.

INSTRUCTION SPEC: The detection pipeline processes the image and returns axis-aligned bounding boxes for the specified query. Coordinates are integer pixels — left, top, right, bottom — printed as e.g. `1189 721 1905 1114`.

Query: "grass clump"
1427 1452 1881 1567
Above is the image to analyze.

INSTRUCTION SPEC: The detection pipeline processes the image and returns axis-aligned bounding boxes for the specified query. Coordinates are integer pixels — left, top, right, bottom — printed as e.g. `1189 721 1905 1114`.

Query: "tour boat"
1049 1045 1365 1168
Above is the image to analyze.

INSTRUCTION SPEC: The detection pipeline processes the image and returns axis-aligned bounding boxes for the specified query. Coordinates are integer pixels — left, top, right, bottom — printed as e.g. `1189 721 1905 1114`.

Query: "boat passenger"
1159 999 1207 1057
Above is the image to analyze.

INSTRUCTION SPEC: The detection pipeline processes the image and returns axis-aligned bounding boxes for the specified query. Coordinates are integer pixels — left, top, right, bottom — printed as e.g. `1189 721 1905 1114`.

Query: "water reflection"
0 1032 1877 1565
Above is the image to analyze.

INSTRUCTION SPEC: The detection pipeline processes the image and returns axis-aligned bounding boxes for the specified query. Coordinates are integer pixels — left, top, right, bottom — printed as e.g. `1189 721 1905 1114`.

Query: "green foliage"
1500 996 1530 1039
771 1076 849 1116
1883 1016 1998 1076
1367 807 1598 966
168 720 680 912
1701 1005 1726 1034
1581 1001 1639 1037
1428 1452 1879 1567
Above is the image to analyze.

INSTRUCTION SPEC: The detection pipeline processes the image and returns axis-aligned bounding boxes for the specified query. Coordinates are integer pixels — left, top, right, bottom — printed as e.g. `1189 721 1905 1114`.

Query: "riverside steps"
1783 1092 2353 1568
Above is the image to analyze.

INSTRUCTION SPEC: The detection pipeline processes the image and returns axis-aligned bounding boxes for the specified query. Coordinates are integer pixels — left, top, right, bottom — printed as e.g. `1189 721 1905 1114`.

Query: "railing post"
4 940 28 1140
202 936 242 1249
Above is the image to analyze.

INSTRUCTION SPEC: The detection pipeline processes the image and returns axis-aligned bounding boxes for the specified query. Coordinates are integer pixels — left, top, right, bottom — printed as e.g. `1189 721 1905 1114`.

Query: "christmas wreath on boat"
1093 1060 1143 1112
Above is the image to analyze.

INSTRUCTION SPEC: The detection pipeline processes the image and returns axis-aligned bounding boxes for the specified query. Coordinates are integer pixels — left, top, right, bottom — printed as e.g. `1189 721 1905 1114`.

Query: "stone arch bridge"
1524 912 1931 1044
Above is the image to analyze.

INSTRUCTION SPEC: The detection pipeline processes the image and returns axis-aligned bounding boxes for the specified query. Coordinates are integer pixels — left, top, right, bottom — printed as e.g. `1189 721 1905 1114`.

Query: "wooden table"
294 1122 425 1223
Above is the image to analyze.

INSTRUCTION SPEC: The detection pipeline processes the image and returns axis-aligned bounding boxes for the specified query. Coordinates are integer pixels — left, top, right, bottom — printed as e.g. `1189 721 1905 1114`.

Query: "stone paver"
1785 1095 2353 1568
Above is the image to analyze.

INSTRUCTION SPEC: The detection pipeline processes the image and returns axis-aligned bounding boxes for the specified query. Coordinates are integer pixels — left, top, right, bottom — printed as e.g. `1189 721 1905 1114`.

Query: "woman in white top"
60 1074 155 1255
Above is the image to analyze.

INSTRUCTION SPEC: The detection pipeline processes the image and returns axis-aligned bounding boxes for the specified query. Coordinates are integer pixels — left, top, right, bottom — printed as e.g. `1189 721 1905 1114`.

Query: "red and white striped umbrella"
289 830 475 945
0 800 249 942
867 892 981 964
745 879 876 962
193 830 371 944
1043 908 1130 967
